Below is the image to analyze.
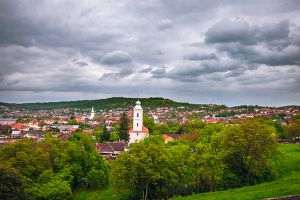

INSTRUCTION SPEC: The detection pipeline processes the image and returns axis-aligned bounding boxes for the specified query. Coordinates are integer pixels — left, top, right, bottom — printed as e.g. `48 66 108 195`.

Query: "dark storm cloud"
0 0 300 105
206 19 300 67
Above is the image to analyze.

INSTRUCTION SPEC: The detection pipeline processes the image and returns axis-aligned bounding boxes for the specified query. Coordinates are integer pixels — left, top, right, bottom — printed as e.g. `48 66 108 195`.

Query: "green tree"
286 120 300 139
0 168 26 200
220 119 277 186
100 126 110 142
191 142 224 192
112 137 173 200
0 134 109 199
119 112 129 141
143 115 155 134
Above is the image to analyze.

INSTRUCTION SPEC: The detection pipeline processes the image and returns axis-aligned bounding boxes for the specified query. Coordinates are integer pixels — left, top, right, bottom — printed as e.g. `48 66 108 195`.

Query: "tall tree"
220 119 277 186
119 112 129 141
100 126 110 142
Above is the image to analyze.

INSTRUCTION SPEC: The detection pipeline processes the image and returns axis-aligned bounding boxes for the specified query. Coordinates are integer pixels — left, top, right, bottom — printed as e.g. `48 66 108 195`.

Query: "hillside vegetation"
172 144 300 200
74 144 300 200
2 97 226 111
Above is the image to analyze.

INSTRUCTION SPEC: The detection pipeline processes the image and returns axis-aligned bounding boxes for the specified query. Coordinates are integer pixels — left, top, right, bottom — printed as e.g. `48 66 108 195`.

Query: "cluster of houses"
0 118 82 145
1 102 299 158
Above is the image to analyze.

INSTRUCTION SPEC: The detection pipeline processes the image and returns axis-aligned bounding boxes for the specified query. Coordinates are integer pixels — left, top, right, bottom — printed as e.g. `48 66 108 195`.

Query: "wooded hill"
0 97 226 111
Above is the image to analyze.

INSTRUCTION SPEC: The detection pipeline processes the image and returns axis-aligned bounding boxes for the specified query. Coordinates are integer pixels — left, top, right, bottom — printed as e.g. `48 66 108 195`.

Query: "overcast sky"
0 0 300 106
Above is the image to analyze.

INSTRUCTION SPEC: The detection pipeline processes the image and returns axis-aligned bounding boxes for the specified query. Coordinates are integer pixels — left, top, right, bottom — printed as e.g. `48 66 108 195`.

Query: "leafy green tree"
110 128 120 141
112 137 173 200
119 112 129 141
27 176 72 200
0 134 109 199
143 115 155 134
181 119 206 135
286 120 300 139
191 142 224 192
220 119 277 186
0 168 26 200
153 123 170 135
100 126 110 142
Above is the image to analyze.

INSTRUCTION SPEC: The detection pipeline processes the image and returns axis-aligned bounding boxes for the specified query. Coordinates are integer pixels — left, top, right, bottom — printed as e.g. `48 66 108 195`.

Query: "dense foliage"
0 133 109 200
111 119 278 200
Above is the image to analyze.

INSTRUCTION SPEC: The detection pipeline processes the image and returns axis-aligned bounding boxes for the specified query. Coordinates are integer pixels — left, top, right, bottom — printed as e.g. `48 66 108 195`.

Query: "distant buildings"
0 118 16 126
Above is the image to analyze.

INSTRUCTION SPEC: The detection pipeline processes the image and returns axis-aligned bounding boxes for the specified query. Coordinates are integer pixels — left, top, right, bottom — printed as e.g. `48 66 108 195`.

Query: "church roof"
96 141 128 153
134 100 142 109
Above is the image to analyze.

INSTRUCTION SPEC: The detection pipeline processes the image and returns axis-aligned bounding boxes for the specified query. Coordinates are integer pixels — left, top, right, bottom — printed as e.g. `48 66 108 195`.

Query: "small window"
137 123 139 127
137 113 139 118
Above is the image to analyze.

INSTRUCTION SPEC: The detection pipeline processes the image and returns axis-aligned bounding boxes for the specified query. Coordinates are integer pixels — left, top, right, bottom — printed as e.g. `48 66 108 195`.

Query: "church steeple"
128 100 149 144
90 107 95 120
133 100 143 132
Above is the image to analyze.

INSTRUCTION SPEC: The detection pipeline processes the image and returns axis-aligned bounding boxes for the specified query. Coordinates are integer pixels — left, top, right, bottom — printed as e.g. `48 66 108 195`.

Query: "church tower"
90 107 95 120
133 100 143 131
128 100 149 144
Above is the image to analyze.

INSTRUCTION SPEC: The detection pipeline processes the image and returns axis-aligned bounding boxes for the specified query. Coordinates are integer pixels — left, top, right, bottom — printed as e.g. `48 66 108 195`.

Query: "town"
1 98 299 159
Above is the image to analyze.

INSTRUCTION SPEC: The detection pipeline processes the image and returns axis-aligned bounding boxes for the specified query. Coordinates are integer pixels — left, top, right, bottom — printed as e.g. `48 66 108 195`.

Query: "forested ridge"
1 97 225 111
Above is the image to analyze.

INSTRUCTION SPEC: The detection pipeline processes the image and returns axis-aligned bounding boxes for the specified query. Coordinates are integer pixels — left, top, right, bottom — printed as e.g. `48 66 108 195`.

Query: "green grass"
73 187 129 200
73 144 300 200
172 144 300 200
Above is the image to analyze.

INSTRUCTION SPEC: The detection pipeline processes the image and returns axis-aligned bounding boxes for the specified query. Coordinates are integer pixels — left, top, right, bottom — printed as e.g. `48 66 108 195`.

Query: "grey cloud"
184 53 218 61
205 19 254 44
205 19 290 46
207 19 300 67
1 0 300 105
76 61 89 67
150 67 167 78
100 51 132 65
157 19 173 30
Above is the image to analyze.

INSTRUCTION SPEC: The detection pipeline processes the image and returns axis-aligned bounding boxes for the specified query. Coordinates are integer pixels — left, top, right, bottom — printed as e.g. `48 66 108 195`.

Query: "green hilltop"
3 97 226 111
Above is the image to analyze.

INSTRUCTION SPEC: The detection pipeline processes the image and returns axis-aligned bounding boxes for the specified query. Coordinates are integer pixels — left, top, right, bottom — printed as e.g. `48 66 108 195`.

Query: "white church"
128 100 149 144
89 107 95 120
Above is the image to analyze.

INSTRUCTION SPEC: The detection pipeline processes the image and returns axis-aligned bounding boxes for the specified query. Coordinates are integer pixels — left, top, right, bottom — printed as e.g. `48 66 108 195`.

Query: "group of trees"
1 110 298 200
0 133 109 200
111 119 278 200
285 120 300 139
94 112 129 143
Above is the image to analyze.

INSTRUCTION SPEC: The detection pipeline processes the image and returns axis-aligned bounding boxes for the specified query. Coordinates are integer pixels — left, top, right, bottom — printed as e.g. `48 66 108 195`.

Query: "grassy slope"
173 144 300 200
73 144 300 200
73 187 129 200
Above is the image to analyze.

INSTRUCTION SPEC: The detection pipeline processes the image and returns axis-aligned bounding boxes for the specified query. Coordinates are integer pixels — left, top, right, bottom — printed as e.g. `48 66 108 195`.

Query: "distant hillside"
2 97 226 111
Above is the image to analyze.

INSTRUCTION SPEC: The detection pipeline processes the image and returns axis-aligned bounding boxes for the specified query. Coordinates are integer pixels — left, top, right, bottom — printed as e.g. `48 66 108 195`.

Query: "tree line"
111 119 278 200
0 133 109 200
